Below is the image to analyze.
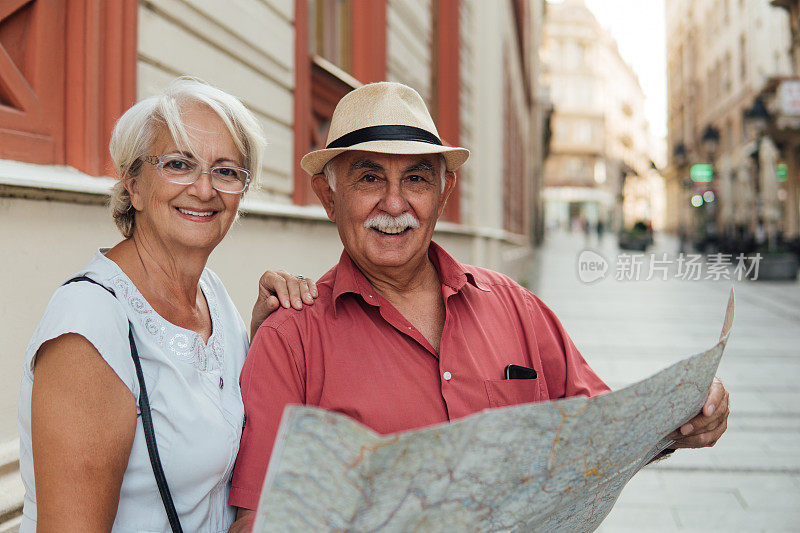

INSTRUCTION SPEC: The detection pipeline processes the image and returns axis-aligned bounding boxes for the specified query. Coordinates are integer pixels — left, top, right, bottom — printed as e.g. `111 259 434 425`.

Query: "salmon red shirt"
229 242 609 509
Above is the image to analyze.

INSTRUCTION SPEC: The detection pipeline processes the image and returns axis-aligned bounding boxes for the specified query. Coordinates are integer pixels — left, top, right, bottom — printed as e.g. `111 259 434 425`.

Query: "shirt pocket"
484 378 543 408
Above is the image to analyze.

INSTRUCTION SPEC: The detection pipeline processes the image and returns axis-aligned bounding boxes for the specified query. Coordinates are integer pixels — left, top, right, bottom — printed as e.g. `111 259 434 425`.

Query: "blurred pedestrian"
581 215 591 244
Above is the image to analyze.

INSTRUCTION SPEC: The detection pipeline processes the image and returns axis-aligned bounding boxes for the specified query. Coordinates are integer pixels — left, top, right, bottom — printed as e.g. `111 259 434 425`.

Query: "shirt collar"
331 241 490 316
427 241 491 293
331 250 379 313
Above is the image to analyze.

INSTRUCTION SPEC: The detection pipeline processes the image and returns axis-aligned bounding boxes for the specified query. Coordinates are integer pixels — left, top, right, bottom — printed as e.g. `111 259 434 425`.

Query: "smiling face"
311 151 455 277
125 103 244 255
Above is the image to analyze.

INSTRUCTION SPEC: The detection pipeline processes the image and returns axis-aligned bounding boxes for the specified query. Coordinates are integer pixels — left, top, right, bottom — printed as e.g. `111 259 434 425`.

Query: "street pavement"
531 231 800 532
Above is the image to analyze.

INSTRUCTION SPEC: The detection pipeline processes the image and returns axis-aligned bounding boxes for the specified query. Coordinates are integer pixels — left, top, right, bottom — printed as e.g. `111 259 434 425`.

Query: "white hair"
108 77 266 238
322 153 448 193
323 160 339 192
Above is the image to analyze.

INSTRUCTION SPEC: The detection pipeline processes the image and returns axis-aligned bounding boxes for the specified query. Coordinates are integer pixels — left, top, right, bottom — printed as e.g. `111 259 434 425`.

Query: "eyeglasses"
142 154 251 194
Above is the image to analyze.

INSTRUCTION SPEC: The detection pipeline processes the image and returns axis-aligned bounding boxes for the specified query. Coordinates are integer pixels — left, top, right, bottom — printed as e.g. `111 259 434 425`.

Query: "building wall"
529 0 549 243
387 0 433 106
138 0 296 202
771 0 800 239
502 17 533 237
466 0 506 235
458 0 476 227
665 0 792 236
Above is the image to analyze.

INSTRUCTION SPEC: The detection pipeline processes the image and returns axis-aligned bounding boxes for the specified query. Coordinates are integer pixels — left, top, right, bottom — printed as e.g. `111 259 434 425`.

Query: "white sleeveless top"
18 249 249 532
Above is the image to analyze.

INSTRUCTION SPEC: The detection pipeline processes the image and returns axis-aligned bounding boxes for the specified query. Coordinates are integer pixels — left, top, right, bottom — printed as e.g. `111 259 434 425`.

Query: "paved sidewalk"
531 231 800 532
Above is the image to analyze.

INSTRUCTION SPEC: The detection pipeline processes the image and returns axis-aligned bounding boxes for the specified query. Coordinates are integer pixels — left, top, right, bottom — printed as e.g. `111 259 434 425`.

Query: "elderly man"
229 83 730 520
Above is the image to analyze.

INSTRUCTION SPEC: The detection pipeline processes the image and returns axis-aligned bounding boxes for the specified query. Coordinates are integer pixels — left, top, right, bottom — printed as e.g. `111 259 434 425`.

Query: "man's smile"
371 226 412 235
363 212 420 237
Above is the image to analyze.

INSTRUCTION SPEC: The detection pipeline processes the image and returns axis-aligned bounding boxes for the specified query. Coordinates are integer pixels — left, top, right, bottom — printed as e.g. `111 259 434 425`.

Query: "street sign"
777 163 788 182
690 164 714 182
778 80 800 116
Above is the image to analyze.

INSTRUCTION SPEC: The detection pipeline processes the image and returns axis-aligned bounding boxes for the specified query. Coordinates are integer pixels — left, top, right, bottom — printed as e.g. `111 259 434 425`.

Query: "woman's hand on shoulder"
251 270 318 338
31 333 137 532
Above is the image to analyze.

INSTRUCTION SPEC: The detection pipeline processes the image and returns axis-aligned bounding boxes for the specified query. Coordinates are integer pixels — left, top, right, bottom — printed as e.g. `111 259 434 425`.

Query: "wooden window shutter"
293 0 386 205
0 0 66 164
0 0 137 176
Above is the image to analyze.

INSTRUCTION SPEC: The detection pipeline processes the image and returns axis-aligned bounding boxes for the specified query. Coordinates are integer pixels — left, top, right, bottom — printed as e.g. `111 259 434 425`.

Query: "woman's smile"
175 206 220 221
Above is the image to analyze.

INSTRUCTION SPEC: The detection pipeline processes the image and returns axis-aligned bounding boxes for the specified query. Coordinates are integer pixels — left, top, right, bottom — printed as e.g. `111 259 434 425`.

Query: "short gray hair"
322 153 448 193
108 77 266 238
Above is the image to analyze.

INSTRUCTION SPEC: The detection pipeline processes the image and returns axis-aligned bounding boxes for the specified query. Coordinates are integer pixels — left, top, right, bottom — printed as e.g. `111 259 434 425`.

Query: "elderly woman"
17 78 315 532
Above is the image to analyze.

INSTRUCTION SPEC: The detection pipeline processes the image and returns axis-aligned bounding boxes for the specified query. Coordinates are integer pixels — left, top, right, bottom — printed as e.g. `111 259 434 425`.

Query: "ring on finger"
296 275 305 280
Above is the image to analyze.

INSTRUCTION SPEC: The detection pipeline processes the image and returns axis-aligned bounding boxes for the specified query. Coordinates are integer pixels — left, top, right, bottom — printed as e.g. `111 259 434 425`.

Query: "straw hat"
300 82 470 175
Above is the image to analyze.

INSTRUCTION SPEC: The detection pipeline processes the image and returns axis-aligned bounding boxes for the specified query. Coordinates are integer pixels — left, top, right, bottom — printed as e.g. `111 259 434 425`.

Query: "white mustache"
364 213 420 231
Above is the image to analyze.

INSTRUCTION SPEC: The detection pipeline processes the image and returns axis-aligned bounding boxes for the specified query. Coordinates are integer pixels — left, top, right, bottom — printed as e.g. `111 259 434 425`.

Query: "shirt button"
443 371 452 381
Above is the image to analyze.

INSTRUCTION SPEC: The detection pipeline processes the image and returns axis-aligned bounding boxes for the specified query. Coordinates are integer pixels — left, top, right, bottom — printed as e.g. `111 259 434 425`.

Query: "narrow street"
531 231 800 532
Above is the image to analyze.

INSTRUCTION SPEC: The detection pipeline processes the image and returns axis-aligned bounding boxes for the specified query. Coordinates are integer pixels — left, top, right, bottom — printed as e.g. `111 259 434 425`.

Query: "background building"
541 0 663 234
664 0 797 248
530 0 553 244
0 1 548 526
762 0 800 251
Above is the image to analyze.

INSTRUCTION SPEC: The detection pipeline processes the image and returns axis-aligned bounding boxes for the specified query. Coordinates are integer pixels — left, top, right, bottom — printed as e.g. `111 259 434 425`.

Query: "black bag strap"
63 276 184 533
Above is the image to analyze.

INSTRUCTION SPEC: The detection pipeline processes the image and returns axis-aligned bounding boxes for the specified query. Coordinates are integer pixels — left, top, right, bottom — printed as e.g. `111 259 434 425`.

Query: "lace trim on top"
105 271 225 373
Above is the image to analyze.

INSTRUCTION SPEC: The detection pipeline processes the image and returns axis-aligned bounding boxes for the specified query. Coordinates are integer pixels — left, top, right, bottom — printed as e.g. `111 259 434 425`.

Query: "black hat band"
325 125 443 149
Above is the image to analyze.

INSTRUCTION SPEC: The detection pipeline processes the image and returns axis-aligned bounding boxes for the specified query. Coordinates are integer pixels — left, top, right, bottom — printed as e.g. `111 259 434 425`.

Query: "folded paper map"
254 290 734 532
